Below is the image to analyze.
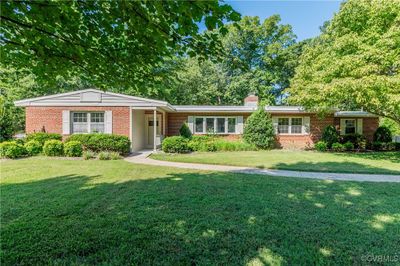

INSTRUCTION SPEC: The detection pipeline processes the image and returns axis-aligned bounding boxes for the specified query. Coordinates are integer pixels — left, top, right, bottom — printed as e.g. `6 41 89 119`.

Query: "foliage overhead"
289 0 400 123
165 16 303 105
0 1 240 90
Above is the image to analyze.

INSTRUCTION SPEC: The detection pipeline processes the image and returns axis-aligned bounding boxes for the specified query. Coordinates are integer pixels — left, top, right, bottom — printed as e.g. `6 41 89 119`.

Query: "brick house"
15 88 379 151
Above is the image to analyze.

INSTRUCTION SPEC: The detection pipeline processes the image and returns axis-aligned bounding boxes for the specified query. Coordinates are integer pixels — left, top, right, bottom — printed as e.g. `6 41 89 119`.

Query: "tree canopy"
0 0 240 90
289 0 400 123
165 16 303 105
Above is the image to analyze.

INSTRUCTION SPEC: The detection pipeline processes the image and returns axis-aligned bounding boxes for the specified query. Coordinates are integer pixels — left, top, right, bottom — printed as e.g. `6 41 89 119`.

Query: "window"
195 118 204 133
90 112 104 133
291 118 303 134
228 118 236 133
72 112 88 133
345 119 356 134
216 118 225 133
277 117 304 134
278 118 289 134
206 118 214 133
193 117 238 134
72 112 105 134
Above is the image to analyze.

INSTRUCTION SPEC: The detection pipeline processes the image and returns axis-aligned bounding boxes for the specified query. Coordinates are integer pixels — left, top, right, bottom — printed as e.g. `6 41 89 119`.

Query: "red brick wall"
333 117 379 142
274 114 334 149
25 106 130 137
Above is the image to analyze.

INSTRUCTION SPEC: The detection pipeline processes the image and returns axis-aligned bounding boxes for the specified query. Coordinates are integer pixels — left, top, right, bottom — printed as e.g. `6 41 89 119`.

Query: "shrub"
213 139 256 151
394 142 400 151
98 151 111 160
97 151 120 160
83 150 96 160
26 132 62 145
321 125 339 148
43 140 64 156
243 108 275 149
64 141 83 157
331 142 344 152
179 122 192 139
373 126 392 143
371 141 384 151
162 136 190 153
343 141 354 151
24 140 42 156
109 152 122 160
315 141 328 152
386 142 396 151
188 136 215 152
340 134 366 149
66 134 131 154
0 141 27 158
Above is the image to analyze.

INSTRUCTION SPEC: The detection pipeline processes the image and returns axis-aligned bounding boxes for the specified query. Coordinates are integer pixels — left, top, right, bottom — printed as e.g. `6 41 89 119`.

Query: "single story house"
14 88 379 151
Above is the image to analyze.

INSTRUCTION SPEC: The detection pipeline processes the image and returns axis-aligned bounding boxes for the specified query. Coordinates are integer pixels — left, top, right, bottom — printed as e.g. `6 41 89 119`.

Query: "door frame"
144 114 161 148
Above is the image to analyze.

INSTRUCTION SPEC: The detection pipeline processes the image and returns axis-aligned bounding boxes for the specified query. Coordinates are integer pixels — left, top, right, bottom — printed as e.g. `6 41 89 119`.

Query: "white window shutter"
187 116 194 133
303 116 310 134
105 111 113 134
62 110 70 135
357 118 363 134
237 116 244 134
340 119 346 135
272 117 278 134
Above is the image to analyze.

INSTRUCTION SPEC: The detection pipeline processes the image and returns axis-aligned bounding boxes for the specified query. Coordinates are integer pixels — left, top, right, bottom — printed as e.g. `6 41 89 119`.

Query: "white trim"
334 111 377 117
174 105 255 113
144 114 162 149
341 118 357 135
70 111 105 134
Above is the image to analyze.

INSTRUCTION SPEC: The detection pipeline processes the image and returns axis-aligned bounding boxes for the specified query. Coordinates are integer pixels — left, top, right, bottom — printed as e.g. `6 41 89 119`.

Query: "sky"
223 0 343 41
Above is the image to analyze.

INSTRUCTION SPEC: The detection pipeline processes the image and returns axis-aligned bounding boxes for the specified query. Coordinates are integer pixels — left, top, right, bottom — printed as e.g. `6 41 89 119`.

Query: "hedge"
66 134 131 154
64 141 83 157
0 141 27 158
24 140 42 156
162 136 190 153
26 133 62 145
43 140 64 156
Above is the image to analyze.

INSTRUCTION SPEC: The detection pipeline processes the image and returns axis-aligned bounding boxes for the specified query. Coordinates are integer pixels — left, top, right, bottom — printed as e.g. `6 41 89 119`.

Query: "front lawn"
1 158 400 265
151 150 400 175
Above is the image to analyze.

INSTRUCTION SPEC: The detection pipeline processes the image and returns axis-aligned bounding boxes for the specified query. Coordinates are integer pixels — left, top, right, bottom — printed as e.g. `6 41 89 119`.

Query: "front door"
146 114 161 148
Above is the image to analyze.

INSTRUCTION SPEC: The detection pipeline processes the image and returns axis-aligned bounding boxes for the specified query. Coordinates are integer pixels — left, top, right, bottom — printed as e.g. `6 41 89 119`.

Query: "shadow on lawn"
1 172 400 265
272 160 400 175
335 151 400 164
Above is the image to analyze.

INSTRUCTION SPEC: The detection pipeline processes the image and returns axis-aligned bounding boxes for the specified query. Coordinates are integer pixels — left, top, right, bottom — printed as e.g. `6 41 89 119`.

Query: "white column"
153 109 157 152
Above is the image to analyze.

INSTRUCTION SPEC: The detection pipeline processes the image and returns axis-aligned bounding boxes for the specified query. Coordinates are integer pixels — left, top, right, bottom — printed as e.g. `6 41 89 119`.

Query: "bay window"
72 112 105 134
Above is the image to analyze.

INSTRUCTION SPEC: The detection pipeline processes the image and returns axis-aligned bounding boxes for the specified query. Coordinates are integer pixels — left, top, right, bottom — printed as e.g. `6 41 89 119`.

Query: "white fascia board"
173 105 256 113
334 111 377 117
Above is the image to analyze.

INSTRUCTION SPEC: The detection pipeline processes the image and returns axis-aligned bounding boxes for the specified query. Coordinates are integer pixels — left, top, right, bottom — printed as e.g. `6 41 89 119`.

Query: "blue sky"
223 0 343 41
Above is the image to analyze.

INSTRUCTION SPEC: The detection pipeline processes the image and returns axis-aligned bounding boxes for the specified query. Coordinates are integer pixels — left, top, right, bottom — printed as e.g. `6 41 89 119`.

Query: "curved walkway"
124 151 400 183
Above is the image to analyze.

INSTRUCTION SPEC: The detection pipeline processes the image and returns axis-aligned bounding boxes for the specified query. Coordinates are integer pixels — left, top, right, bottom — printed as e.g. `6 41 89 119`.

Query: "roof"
14 89 175 111
334 111 377 117
13 89 377 117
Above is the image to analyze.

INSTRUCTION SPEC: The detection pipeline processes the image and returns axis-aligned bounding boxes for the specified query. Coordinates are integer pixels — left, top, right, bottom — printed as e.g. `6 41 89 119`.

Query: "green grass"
1 158 400 265
151 150 400 175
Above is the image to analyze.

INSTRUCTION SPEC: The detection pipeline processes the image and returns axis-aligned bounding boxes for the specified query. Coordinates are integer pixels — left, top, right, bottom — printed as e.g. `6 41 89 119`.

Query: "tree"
0 1 240 91
166 15 302 105
243 107 275 149
289 0 400 123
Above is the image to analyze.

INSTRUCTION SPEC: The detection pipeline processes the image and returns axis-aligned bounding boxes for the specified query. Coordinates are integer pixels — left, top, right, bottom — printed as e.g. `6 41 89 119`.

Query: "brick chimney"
244 93 258 107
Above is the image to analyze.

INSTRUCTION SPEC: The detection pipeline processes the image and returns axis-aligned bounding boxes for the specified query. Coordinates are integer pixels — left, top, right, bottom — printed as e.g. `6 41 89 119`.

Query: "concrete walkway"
124 151 400 183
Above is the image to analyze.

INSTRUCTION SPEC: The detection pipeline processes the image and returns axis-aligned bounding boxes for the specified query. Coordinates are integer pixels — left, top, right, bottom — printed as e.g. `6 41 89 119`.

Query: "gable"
14 89 169 107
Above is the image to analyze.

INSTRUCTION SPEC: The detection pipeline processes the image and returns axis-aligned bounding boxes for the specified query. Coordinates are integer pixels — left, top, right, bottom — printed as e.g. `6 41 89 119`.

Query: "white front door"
146 114 161 148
